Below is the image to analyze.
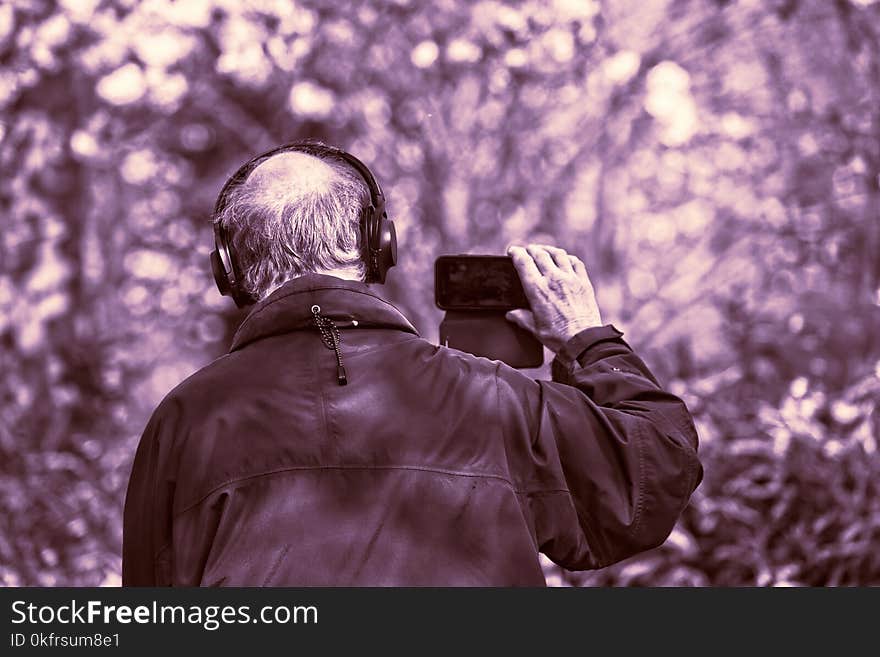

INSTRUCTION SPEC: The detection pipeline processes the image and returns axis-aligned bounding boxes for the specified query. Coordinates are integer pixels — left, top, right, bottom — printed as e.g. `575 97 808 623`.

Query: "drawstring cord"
311 305 348 385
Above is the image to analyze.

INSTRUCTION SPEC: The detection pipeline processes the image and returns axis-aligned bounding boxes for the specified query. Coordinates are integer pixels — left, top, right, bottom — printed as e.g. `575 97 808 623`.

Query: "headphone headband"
210 141 397 307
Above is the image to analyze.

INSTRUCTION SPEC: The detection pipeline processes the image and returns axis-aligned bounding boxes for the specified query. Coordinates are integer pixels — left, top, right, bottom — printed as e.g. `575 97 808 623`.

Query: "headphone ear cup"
383 218 397 267
361 207 375 281
210 249 232 296
213 231 256 307
373 217 397 284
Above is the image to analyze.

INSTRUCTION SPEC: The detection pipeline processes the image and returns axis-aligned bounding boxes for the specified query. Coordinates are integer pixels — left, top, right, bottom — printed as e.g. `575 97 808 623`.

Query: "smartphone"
434 255 529 311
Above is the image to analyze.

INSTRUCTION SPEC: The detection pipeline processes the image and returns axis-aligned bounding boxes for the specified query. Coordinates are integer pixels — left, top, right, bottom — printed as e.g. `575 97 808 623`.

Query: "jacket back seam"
173 464 570 518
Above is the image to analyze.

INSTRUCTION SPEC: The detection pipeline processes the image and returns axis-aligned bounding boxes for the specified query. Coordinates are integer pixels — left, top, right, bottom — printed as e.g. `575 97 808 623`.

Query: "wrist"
554 324 625 363
560 316 603 343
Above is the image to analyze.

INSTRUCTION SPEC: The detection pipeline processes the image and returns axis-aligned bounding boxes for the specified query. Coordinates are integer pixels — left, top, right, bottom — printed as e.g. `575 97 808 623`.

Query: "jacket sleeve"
499 325 702 571
122 404 177 586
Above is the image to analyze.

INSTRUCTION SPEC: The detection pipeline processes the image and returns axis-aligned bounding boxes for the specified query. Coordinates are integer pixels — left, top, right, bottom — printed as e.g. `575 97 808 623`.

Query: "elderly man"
122 141 702 586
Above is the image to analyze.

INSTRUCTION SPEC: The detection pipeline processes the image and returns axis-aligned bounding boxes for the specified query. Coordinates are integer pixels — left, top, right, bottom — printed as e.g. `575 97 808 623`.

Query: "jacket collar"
230 273 419 352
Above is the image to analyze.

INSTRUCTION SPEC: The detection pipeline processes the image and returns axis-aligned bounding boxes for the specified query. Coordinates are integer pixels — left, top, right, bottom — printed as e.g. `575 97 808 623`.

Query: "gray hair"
215 152 370 300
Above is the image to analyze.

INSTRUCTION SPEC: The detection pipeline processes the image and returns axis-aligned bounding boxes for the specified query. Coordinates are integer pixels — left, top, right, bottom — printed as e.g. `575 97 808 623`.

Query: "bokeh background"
2 0 879 587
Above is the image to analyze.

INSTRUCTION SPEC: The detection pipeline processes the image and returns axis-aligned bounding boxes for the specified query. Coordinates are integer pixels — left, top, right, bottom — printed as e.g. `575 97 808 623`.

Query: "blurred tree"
1 0 878 586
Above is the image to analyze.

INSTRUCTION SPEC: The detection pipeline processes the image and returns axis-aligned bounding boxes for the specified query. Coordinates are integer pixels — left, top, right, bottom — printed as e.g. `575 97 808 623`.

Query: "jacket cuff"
554 324 627 367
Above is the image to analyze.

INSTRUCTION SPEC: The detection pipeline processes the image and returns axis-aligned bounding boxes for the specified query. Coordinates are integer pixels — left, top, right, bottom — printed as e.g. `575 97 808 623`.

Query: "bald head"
215 148 371 300
248 151 337 203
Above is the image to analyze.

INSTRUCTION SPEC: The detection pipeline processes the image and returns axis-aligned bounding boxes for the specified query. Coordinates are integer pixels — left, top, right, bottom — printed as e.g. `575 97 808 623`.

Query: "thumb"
505 309 536 334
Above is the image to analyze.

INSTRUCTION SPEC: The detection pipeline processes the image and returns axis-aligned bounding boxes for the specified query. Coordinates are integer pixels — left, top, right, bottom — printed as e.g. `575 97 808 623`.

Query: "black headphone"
210 141 397 307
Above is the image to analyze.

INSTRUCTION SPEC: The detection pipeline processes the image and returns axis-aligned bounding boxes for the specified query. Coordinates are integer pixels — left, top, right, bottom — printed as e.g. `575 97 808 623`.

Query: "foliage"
551 367 880 587
1 0 878 586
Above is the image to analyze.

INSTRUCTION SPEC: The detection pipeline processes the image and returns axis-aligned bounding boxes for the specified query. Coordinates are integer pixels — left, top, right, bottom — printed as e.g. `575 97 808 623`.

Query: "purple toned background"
1 0 879 586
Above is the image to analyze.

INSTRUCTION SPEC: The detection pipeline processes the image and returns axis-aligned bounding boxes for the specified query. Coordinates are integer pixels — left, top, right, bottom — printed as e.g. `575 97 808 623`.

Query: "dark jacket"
123 274 702 586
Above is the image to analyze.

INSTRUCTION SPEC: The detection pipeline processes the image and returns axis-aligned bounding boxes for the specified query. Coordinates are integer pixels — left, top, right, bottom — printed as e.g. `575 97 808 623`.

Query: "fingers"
508 246 546 310
512 244 581 276
569 255 588 280
505 309 537 334
526 245 556 275
509 243 591 302
544 246 574 273
508 245 542 284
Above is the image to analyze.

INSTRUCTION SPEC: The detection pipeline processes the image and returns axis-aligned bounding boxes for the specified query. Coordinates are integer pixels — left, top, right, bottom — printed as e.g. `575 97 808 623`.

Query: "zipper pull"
312 304 348 386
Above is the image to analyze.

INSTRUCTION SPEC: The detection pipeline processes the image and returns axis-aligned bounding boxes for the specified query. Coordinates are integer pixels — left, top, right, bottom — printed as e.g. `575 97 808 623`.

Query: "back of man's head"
215 149 370 300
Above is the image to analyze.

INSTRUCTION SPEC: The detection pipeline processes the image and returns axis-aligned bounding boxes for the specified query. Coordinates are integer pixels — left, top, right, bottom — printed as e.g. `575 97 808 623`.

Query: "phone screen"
434 256 529 310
